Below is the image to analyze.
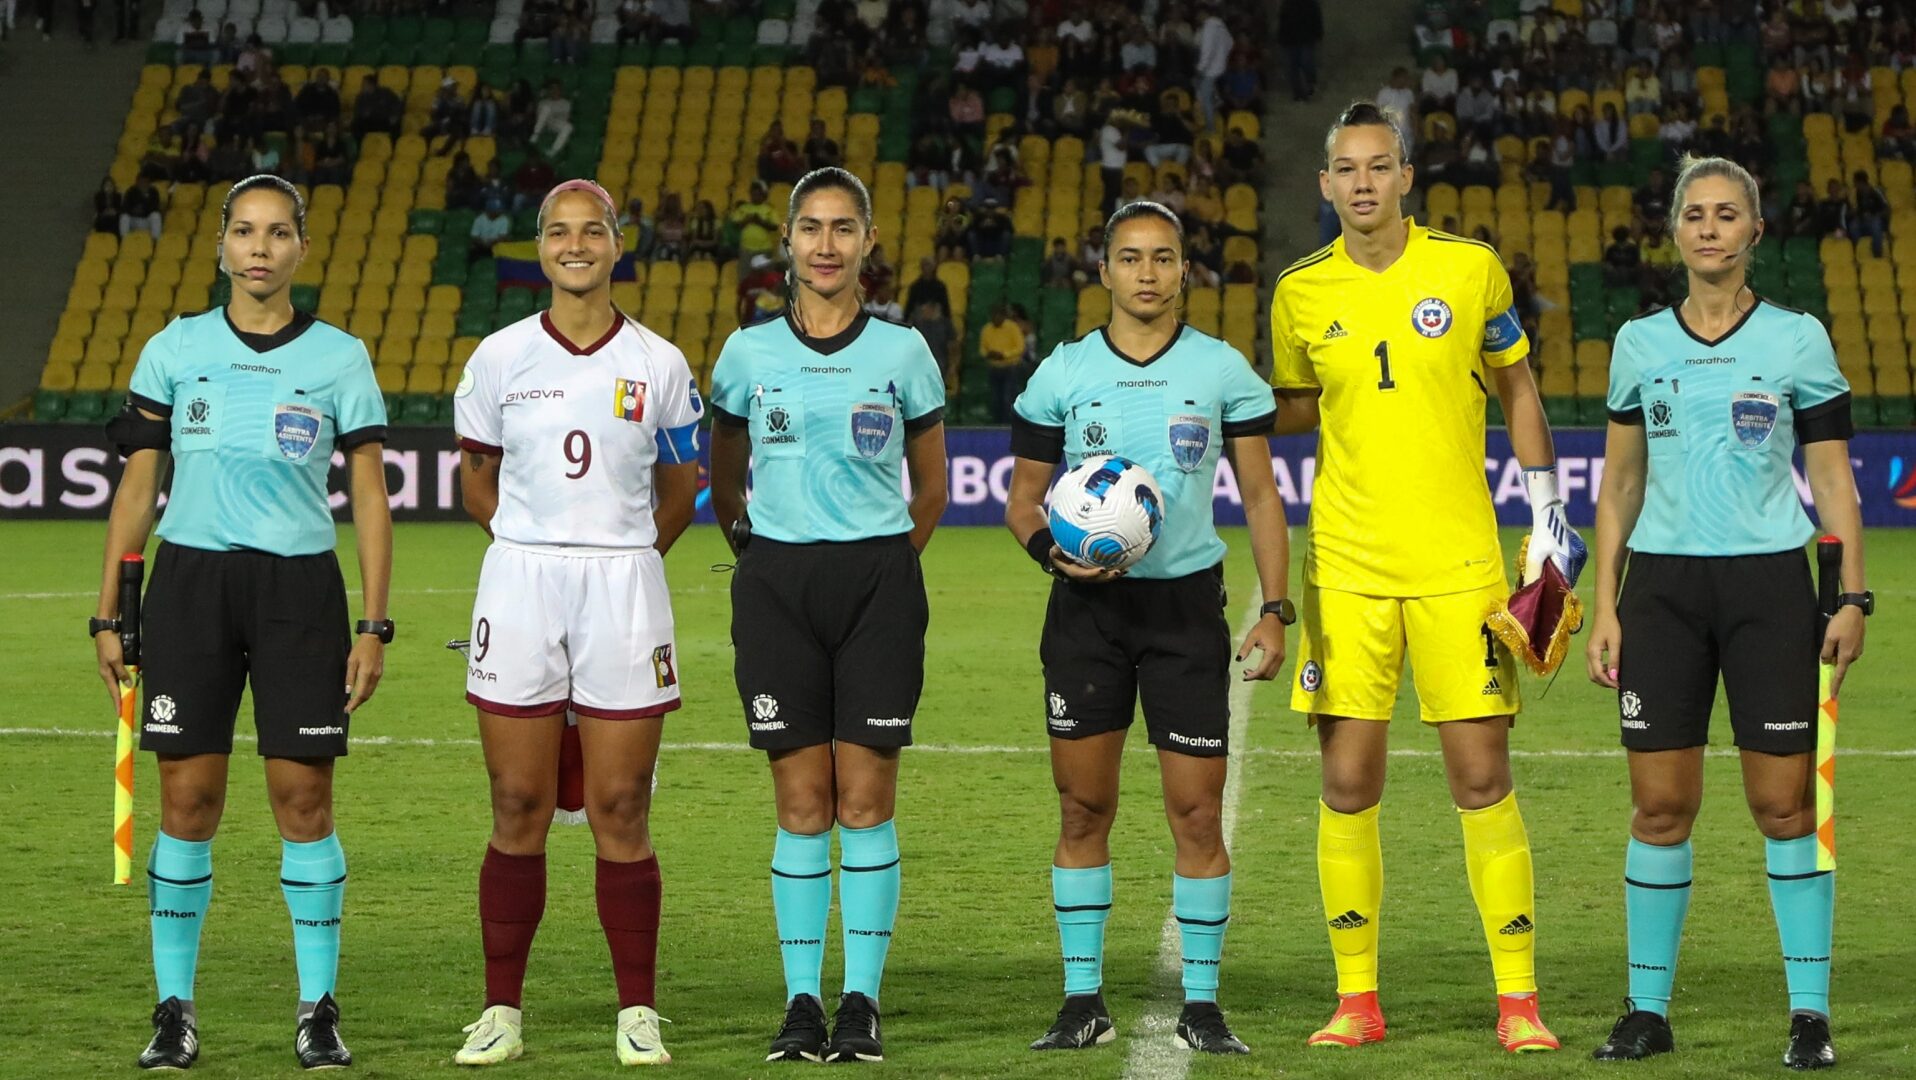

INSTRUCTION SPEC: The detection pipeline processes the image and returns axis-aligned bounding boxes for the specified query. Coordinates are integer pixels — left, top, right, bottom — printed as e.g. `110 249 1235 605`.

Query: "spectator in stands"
911 295 960 391
1277 0 1323 102
1420 53 1459 112
1152 173 1189 215
352 75 402 141
1634 167 1671 229
861 241 897 301
751 124 798 184
1184 172 1224 229
620 197 655 259
173 69 219 135
1121 22 1157 73
1456 75 1497 138
1049 77 1090 136
1147 91 1197 166
214 21 240 63
653 193 687 260
141 125 184 182
530 79 573 156
729 181 779 259
1041 238 1076 288
1057 1 1093 46
294 69 340 130
1218 124 1263 186
501 79 537 147
613 0 648 44
685 199 723 262
1638 226 1679 304
512 150 556 212
1114 175 1147 212
1836 51 1873 134
175 10 216 64
477 162 511 213
93 179 121 235
1850 170 1889 257
864 281 905 322
1801 57 1833 114
1187 223 1223 287
803 119 841 171
982 23 1028 96
948 81 986 144
256 72 297 137
426 78 470 155
1377 68 1415 130
1077 223 1104 278
981 302 1027 422
1881 105 1916 162
236 33 272 79
969 197 1012 260
249 133 281 177
1624 57 1660 116
119 176 161 239
439 151 479 210
1766 53 1801 113
1097 111 1129 214
518 0 557 41
1603 225 1641 287
310 120 349 186
1816 178 1850 238
207 132 249 182
469 84 500 139
1194 1 1233 129
906 256 950 316
471 198 511 259
935 196 971 261
1658 101 1697 153
1594 101 1629 162
735 252 781 321
1694 113 1733 160
646 0 690 42
1221 53 1264 117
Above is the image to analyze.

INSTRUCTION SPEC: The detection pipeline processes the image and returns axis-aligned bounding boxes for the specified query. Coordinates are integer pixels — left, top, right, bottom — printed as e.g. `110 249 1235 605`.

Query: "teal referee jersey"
709 311 946 543
1606 299 1853 557
1012 324 1277 579
128 309 388 556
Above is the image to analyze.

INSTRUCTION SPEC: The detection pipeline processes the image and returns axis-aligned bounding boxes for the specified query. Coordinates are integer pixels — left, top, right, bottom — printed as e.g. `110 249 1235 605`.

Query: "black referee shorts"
1615 550 1819 755
730 534 928 751
1040 564 1232 757
139 542 353 759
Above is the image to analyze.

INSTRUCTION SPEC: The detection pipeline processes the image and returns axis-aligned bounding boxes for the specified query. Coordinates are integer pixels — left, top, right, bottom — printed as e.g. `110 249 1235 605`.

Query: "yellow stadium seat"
350 311 385 341
103 281 139 312
57 309 94 340
353 283 391 315
386 308 422 343
77 361 115 391
1426 183 1460 221
40 362 78 391
422 310 456 341
371 363 405 394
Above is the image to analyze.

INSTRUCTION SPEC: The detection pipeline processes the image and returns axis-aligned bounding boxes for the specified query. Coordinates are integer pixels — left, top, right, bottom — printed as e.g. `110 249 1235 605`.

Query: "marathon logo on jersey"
274 403 323 462
851 402 896 459
1168 413 1212 473
652 644 677 689
1412 297 1454 338
1731 390 1780 449
614 378 648 423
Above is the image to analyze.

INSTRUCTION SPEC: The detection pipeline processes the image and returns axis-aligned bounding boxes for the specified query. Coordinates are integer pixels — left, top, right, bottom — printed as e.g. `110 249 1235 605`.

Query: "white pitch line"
1120 598 1264 1080
5 726 1916 758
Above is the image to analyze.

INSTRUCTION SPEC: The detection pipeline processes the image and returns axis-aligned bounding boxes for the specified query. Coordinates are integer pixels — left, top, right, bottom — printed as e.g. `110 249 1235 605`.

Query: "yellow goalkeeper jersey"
1270 221 1530 597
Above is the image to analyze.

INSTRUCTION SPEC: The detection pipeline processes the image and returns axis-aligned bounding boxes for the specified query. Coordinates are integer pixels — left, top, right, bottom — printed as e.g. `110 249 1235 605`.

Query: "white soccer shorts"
465 541 682 719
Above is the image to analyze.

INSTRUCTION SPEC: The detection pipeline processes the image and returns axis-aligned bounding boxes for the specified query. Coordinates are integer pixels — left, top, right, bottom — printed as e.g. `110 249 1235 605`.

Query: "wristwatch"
355 618 396 643
88 616 122 638
1260 599 1297 625
1836 591 1874 617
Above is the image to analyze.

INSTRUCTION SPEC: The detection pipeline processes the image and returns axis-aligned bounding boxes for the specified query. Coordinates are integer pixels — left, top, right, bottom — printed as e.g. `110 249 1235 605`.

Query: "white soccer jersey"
455 311 703 550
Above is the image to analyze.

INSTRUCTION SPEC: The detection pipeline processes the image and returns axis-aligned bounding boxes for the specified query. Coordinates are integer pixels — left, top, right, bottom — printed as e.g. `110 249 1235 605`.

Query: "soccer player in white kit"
450 180 702 1067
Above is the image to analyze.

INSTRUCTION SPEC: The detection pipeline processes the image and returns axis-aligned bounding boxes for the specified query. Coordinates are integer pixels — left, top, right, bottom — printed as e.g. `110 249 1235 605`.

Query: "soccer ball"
1047 455 1165 571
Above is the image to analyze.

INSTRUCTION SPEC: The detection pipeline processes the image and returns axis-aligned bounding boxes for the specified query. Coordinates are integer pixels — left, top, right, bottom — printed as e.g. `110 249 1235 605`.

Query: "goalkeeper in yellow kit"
1269 103 1586 1053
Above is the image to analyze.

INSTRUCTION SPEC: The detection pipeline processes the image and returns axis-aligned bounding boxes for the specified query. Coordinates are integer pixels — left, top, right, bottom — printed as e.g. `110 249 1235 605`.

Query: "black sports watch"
1260 599 1297 625
1837 591 1874 617
88 616 122 638
355 618 396 643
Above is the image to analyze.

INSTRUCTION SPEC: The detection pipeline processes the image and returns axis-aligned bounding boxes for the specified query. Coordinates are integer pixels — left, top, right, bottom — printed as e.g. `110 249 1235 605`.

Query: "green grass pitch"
3 521 1913 1079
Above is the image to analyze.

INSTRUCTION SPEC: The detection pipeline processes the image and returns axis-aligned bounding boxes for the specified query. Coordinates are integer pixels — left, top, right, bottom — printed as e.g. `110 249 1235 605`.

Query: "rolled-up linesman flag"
1486 534 1584 677
113 554 145 885
1816 536 1842 872
446 639 587 825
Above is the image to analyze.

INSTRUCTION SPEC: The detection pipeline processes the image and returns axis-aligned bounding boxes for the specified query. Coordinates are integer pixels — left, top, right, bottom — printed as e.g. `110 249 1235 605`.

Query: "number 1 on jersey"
1375 340 1397 392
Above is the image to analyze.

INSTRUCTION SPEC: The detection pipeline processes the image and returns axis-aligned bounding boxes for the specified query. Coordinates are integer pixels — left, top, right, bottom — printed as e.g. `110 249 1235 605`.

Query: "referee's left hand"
1821 607 1865 698
1237 615 1286 682
345 636 385 713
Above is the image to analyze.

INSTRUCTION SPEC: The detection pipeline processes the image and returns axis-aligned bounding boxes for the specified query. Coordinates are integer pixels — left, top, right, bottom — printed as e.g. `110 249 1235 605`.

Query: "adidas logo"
1482 675 1503 695
1499 914 1535 935
1323 321 1349 340
1327 910 1369 930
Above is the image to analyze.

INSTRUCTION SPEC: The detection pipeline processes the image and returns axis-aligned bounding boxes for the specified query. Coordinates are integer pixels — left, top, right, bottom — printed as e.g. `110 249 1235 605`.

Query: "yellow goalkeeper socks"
1317 800 1383 995
1459 791 1538 995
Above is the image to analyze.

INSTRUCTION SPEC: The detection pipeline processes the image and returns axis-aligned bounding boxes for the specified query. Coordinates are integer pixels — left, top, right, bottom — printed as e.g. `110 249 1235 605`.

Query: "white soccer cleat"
616 1005 672 1066
454 1005 524 1066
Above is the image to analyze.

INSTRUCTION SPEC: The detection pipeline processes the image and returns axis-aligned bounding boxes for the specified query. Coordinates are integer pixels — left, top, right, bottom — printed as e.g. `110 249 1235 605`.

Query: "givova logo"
1889 456 1916 509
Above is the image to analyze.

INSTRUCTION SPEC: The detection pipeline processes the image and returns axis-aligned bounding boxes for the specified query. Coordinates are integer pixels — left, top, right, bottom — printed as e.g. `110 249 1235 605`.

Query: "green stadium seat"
65 392 108 423
291 285 320 312
400 395 440 425
34 389 68 421
1542 396 1579 428
653 41 685 67
457 308 494 338
410 209 444 235
620 41 655 66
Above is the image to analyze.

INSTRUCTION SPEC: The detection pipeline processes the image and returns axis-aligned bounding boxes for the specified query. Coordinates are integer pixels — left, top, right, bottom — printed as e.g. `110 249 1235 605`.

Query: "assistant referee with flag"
92 175 393 1072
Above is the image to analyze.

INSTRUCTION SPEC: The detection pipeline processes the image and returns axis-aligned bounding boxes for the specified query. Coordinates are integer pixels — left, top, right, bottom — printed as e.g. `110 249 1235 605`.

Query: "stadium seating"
49 1 1267 425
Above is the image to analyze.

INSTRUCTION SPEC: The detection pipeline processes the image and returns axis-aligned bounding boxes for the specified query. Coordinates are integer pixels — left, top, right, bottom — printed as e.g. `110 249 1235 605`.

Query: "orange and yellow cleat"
1307 991 1386 1048
1497 993 1561 1053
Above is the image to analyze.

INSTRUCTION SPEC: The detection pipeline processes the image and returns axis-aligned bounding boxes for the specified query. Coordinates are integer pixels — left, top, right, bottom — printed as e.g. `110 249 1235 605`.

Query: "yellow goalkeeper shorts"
1290 580 1523 723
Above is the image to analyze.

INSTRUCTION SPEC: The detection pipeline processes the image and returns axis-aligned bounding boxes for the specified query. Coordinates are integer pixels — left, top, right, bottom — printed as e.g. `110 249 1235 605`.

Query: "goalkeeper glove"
1522 465 1587 587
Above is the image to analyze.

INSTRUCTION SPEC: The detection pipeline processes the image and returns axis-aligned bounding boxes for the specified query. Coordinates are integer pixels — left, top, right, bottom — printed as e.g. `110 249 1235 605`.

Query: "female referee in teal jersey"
1586 155 1868 1069
707 167 948 1064
92 175 393 1071
1005 201 1290 1056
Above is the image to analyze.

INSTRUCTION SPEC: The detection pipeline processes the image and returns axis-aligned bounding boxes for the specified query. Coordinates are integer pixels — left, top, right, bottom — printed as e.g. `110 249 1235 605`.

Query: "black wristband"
1025 527 1057 572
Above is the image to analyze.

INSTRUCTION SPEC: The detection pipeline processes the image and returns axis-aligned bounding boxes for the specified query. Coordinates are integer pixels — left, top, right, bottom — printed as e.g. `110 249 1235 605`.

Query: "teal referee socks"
771 827 832 1002
1624 837 1692 1016
839 820 900 1001
1173 871 1232 1003
281 833 347 1018
1766 834 1834 1017
149 832 213 1011
1053 864 1112 995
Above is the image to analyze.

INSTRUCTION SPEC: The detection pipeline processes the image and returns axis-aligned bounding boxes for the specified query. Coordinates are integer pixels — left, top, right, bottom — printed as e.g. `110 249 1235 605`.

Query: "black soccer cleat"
1174 1001 1250 1054
294 994 352 1070
1783 1012 1836 1070
766 993 828 1062
1592 1000 1675 1061
824 991 883 1063
1029 992 1116 1051
138 997 200 1070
